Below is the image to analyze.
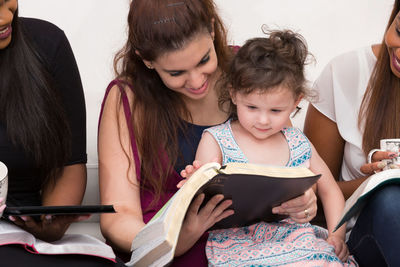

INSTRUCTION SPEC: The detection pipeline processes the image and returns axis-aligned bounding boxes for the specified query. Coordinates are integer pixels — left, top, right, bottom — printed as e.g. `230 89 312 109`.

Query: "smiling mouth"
392 50 400 73
186 79 208 94
0 25 12 40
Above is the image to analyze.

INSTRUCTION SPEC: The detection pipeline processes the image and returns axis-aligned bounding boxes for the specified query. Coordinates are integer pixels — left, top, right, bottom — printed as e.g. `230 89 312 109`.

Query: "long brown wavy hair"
114 0 231 205
358 0 400 155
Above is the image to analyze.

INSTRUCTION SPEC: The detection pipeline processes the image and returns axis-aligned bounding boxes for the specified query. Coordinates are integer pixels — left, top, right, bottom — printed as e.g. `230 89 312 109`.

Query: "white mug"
0 161 8 204
380 139 400 170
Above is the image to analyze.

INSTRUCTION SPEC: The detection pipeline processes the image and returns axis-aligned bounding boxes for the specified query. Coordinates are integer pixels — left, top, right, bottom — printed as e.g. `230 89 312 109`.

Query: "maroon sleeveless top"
99 80 207 266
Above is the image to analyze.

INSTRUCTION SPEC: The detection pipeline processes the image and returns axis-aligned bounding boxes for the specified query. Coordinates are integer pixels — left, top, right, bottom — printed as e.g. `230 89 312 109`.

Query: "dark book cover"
3 204 115 216
196 172 321 230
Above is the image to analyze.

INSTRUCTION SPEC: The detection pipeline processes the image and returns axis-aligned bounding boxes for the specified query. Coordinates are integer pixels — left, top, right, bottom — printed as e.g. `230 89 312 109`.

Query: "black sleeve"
50 29 87 165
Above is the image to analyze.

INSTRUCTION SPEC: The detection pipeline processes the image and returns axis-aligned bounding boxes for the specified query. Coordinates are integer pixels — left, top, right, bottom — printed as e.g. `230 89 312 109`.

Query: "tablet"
3 205 115 216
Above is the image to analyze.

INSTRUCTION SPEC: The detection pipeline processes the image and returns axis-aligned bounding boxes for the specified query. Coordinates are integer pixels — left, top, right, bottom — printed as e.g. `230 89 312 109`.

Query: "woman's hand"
326 235 349 262
175 194 234 256
271 188 317 223
360 150 398 174
8 214 90 242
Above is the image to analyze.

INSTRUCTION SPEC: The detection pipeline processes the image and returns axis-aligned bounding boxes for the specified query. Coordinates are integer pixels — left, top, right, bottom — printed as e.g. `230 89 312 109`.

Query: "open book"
0 220 116 262
334 168 400 231
127 162 321 267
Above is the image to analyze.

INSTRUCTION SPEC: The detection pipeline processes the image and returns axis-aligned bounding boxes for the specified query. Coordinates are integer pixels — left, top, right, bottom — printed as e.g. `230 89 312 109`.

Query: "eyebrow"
163 48 211 73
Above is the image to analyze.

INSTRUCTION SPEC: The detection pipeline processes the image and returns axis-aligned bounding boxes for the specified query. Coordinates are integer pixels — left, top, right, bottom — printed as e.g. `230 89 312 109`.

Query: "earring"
146 64 154 69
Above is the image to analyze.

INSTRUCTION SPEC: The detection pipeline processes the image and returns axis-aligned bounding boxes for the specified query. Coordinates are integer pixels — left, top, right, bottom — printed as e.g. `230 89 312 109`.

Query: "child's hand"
178 160 202 188
326 235 349 262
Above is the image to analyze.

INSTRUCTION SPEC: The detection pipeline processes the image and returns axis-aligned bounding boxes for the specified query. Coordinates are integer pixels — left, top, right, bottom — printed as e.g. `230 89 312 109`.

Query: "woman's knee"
368 185 400 217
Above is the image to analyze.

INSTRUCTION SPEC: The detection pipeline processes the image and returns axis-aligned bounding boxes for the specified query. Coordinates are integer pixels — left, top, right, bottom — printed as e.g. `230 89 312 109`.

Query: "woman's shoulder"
106 79 134 97
324 46 375 71
19 17 70 64
20 17 66 42
102 79 135 112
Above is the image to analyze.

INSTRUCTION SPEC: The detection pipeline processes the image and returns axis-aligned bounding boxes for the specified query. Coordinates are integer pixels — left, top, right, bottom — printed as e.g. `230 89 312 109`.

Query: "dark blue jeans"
347 184 400 267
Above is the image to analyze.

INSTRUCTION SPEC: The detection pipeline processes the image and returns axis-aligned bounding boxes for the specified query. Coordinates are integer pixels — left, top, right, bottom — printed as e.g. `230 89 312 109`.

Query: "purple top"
99 80 208 266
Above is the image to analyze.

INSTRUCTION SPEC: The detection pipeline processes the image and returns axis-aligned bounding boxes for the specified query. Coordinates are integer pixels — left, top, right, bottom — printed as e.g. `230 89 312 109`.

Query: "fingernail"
8 216 15 221
20 216 28 221
45 215 52 220
377 161 387 169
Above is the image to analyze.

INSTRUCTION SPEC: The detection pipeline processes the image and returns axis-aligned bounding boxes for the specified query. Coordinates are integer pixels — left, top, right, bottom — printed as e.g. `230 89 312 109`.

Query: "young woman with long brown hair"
304 0 400 265
98 0 319 265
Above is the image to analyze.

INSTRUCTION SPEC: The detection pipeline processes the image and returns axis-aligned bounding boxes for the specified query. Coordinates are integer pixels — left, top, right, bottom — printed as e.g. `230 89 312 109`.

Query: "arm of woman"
304 104 367 199
9 164 88 242
98 85 145 253
8 25 89 241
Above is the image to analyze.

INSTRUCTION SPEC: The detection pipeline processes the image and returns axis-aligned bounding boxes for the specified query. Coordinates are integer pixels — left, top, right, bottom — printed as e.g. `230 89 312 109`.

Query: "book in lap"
127 162 321 267
0 206 116 261
334 168 400 232
0 220 116 262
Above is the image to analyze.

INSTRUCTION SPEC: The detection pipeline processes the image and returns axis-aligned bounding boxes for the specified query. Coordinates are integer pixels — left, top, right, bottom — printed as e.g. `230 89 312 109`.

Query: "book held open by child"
127 162 321 267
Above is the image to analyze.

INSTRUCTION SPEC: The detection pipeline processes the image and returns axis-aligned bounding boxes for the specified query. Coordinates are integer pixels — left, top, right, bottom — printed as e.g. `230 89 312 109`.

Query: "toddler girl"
181 30 357 266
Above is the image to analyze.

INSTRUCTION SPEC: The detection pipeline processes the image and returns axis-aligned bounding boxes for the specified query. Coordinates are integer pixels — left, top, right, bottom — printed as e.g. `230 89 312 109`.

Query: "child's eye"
271 109 282 113
247 105 257 110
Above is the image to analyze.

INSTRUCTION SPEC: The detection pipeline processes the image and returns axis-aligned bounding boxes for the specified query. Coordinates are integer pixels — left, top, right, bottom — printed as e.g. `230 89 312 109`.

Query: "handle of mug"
367 149 382 164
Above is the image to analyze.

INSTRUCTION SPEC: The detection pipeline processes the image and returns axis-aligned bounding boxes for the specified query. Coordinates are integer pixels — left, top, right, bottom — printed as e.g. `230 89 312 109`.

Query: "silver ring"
304 209 310 219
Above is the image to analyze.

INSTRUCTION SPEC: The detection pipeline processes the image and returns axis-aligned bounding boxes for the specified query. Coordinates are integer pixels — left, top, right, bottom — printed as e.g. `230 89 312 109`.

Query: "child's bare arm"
195 132 222 164
309 143 349 261
177 132 222 188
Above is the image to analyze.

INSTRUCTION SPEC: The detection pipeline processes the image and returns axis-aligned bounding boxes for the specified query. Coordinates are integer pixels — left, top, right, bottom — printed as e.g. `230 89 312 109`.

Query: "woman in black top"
0 1 124 266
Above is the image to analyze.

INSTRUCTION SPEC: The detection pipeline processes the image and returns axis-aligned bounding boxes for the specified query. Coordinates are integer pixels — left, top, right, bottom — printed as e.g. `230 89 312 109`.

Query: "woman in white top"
304 1 400 266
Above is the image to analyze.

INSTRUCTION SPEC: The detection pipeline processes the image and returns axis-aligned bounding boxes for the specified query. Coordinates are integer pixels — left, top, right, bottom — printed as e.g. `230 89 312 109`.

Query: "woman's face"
385 11 400 78
0 0 17 50
147 31 218 101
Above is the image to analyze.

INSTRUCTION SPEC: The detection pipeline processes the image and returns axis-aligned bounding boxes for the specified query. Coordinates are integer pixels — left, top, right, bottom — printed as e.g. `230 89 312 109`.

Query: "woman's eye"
199 55 210 65
396 28 400 36
169 71 183 77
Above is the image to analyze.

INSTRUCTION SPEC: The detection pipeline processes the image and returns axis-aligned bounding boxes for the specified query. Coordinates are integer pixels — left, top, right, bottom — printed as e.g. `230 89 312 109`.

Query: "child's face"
232 86 301 140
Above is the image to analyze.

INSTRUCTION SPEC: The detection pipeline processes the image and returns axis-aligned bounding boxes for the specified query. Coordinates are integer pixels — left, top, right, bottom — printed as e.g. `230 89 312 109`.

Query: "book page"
0 221 115 261
335 168 400 231
128 162 220 266
163 162 220 248
221 162 316 178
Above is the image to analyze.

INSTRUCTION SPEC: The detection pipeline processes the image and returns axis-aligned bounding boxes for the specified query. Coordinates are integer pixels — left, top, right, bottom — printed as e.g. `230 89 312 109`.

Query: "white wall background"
19 0 394 167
